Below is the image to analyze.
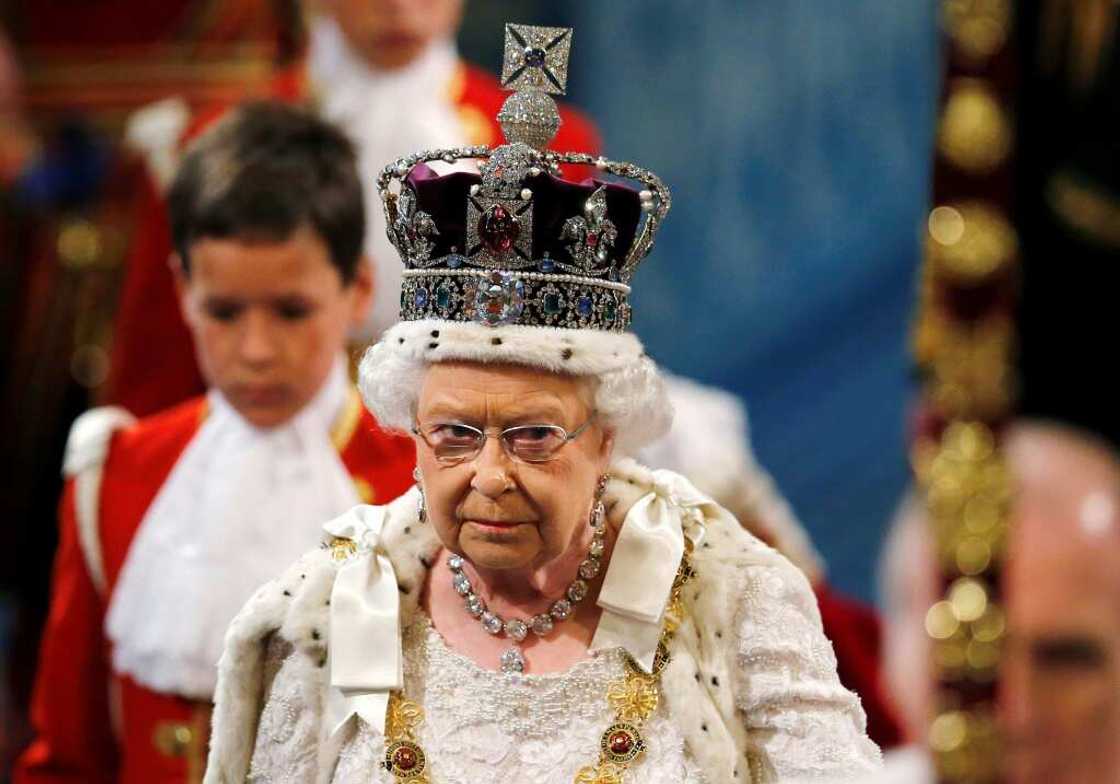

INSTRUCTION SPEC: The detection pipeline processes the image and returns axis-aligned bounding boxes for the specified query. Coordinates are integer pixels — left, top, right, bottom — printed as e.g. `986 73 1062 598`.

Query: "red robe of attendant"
105 61 602 418
14 393 415 784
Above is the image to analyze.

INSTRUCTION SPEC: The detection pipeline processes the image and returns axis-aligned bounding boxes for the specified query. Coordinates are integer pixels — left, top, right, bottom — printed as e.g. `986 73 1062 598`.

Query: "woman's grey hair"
358 348 674 454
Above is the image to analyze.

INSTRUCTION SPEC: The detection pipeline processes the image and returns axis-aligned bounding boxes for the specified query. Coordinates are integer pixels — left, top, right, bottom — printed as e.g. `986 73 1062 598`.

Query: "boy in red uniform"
15 101 415 784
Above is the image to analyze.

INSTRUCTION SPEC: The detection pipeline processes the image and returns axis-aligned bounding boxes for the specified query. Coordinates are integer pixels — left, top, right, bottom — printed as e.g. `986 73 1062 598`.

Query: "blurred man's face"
325 0 464 70
1000 435 1120 784
176 226 371 428
1001 516 1120 783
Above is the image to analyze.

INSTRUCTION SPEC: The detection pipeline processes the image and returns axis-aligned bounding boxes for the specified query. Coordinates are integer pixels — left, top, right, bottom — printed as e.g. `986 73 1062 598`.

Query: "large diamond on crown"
473 271 525 327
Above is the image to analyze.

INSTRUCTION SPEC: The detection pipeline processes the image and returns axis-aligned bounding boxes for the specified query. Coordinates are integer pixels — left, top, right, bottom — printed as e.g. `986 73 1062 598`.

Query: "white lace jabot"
106 358 360 698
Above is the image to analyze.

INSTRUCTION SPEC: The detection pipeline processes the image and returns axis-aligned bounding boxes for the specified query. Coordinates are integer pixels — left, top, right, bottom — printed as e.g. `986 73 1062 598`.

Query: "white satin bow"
590 469 710 672
323 504 402 738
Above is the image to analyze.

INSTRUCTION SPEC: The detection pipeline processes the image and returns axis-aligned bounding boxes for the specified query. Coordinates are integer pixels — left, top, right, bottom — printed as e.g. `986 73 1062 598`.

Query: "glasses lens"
425 423 483 461
503 425 567 462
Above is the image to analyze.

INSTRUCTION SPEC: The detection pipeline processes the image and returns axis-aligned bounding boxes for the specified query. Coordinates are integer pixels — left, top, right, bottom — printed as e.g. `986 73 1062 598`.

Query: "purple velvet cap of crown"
403 163 641 271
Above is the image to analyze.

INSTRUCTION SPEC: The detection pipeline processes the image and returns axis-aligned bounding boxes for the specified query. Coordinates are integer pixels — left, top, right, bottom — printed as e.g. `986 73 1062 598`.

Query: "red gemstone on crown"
609 730 633 755
393 746 417 771
478 205 520 255
587 231 599 248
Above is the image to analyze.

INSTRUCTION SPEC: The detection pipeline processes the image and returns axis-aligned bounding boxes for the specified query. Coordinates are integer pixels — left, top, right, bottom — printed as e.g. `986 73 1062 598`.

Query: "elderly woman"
204 23 880 784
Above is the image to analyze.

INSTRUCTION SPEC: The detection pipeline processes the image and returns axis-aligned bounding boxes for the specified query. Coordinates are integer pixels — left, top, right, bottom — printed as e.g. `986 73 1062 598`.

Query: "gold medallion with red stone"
599 722 645 764
384 740 427 779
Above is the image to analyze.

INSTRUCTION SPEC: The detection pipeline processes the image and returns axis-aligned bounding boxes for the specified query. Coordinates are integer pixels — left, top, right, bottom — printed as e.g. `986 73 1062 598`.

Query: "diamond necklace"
448 499 607 674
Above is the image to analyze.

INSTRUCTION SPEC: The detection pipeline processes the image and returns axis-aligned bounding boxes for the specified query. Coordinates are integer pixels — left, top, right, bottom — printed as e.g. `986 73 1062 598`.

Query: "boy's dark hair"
168 101 365 282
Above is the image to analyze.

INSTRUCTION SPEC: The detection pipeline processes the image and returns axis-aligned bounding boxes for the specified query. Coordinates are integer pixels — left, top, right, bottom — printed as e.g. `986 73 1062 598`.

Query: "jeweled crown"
378 23 670 332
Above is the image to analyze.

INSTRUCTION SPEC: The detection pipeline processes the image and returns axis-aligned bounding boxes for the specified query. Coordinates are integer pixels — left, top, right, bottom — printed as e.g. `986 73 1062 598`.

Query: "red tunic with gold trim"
14 392 415 784
104 61 601 418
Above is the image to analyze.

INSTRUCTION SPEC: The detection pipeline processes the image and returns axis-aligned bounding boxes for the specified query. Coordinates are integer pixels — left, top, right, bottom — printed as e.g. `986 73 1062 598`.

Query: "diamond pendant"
500 647 526 673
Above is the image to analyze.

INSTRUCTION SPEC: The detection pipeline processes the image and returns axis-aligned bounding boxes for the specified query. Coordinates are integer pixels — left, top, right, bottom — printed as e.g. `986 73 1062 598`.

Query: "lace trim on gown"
734 563 882 781
248 637 325 783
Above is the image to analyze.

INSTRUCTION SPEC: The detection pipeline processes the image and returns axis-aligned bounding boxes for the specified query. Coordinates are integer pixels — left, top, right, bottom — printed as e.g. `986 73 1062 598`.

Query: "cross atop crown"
501 24 572 95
